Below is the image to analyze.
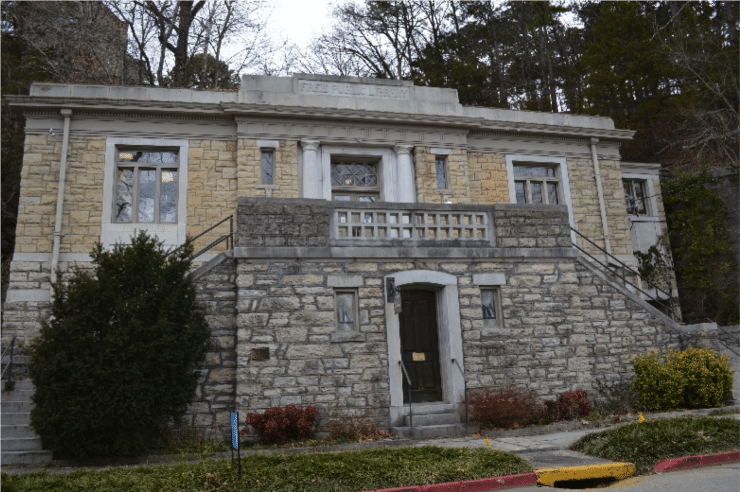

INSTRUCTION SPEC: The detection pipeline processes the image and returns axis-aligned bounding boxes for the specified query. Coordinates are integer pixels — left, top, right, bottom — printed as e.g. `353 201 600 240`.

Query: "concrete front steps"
391 403 478 439
1 378 54 467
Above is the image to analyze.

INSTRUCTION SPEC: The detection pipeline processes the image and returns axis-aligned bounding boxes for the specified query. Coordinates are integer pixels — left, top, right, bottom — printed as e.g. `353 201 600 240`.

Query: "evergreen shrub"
29 233 211 459
631 346 733 411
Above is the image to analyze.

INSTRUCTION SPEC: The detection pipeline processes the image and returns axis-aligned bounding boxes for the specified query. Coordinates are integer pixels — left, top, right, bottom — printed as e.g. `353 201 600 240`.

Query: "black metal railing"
398 360 413 430
167 215 234 261
713 321 740 358
570 227 679 320
2 337 17 392
451 358 468 424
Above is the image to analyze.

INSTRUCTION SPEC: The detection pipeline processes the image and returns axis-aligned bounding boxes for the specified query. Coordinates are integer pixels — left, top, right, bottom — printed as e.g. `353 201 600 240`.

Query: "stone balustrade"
332 206 490 242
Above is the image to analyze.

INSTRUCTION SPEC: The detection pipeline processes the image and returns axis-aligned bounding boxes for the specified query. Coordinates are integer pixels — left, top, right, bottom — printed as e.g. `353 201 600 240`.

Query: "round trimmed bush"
631 346 733 411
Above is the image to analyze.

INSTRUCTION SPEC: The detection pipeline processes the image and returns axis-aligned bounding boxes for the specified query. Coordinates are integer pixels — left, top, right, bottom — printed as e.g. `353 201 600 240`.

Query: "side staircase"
1 354 54 468
718 325 740 405
391 403 478 439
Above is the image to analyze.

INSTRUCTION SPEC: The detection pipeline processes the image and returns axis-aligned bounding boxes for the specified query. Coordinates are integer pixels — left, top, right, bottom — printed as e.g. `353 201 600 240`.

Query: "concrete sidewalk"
415 426 621 469
3 408 738 481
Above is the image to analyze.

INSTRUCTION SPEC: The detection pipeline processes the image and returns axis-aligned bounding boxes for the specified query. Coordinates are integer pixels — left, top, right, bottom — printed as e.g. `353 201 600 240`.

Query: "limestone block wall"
237 139 299 199
187 139 238 255
3 260 94 346
235 258 393 427
567 157 633 258
14 134 63 255
184 259 238 436
493 206 572 249
60 136 106 253
227 199 689 429
468 152 509 204
236 198 329 248
231 255 686 428
460 259 683 398
414 147 470 204
187 139 238 231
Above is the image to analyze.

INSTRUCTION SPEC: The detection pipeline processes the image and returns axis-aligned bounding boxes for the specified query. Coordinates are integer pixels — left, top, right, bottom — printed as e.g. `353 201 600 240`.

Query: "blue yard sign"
230 410 242 479
231 411 239 450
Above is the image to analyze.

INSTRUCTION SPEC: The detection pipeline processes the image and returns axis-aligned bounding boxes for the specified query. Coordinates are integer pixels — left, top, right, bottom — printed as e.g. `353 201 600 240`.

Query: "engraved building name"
299 81 410 100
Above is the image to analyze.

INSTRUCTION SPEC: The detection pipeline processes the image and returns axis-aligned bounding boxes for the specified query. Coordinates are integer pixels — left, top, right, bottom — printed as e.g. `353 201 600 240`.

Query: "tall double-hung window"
115 150 179 223
513 165 560 205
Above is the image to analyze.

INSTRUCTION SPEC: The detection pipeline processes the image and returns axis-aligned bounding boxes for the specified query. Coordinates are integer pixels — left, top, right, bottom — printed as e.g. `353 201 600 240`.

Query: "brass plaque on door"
412 352 426 362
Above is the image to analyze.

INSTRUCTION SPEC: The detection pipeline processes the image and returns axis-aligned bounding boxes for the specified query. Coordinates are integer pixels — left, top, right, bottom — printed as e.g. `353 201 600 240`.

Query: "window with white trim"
480 288 502 326
331 159 380 202
335 289 358 331
514 164 560 205
115 150 179 223
623 179 649 216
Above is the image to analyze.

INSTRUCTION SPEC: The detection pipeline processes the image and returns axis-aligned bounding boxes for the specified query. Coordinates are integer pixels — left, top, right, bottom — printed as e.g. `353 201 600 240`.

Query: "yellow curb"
535 463 636 486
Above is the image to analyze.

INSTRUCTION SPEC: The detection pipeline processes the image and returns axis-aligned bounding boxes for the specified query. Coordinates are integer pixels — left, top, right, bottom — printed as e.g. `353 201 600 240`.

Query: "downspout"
50 109 72 289
590 137 612 255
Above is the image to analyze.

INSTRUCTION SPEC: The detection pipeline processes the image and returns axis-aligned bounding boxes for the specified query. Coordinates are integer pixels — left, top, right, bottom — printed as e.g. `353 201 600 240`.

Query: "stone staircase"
717 327 740 405
391 403 478 439
1 356 54 467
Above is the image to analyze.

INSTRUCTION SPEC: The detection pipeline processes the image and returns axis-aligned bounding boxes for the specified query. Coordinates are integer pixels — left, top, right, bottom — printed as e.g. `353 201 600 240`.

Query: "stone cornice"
7 96 228 117
9 95 635 142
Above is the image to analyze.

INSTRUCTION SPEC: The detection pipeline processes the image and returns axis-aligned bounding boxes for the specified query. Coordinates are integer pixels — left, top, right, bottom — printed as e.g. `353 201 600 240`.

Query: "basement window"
335 289 358 331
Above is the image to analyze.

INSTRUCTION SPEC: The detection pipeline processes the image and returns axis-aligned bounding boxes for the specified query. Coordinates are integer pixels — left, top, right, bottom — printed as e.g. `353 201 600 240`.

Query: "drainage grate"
553 477 619 489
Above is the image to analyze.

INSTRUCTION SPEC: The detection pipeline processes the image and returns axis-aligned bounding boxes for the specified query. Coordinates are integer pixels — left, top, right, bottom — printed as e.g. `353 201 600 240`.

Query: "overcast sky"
270 0 336 49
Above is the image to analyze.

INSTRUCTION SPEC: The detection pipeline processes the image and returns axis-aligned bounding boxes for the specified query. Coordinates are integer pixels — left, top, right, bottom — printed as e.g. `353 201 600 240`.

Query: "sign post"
230 411 241 480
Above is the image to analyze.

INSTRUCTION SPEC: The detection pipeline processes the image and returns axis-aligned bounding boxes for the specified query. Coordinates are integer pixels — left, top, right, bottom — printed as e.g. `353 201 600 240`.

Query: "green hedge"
631 346 733 411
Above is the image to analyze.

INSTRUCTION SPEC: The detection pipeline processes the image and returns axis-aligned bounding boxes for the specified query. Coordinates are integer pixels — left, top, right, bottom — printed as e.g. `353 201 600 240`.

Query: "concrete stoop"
391 403 478 439
1 378 54 467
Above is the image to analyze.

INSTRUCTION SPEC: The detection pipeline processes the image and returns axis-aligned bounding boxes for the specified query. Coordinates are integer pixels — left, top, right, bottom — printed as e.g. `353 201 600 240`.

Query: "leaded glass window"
261 150 274 185
115 150 179 223
435 156 448 189
513 165 560 205
331 160 380 202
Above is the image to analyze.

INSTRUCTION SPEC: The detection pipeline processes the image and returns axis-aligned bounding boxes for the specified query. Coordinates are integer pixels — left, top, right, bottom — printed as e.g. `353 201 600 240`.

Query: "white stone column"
394 144 415 203
300 139 321 199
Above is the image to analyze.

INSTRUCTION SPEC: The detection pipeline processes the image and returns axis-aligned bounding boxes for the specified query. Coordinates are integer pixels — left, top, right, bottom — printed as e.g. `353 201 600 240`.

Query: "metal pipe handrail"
398 360 413 429
570 227 678 320
166 215 234 260
451 358 468 424
190 234 231 261
573 241 678 319
2 337 17 392
713 322 740 358
571 226 672 300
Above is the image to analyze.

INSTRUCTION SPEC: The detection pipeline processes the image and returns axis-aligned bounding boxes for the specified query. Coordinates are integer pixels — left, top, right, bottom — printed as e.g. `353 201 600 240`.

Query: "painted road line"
535 463 636 486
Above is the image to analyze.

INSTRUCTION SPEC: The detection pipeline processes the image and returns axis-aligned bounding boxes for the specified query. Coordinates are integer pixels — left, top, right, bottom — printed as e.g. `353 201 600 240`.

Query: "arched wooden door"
399 289 443 403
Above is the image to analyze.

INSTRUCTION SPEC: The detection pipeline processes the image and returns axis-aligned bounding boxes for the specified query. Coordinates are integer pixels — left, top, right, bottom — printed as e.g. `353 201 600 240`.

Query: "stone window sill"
331 331 366 342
